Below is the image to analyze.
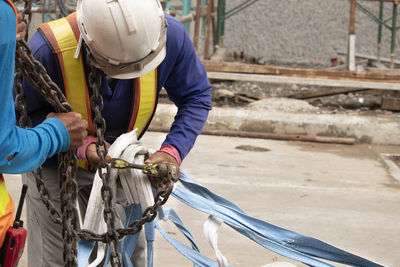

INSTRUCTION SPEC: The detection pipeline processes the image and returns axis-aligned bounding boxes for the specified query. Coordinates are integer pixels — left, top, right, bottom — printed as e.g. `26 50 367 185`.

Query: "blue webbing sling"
77 171 385 267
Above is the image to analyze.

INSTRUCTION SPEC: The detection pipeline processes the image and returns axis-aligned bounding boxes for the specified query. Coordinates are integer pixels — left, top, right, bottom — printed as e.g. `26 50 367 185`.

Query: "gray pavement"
6 131 400 267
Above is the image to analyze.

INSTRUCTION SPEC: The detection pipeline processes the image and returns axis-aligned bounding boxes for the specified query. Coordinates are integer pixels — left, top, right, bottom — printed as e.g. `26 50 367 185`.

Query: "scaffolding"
164 0 260 46
348 0 400 70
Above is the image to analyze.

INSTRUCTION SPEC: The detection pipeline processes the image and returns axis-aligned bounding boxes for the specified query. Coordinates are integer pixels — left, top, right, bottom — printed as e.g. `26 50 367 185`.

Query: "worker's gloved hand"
145 151 180 189
86 142 111 167
47 112 88 150
16 13 26 41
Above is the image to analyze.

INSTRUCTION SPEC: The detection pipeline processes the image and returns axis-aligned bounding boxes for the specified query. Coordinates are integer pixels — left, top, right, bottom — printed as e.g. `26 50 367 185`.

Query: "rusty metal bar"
202 60 400 83
193 0 203 51
347 0 357 71
204 0 213 59
207 71 400 91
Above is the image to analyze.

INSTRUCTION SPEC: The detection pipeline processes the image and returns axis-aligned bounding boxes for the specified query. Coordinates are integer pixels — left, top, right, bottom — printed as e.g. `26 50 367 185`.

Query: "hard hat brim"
102 46 166 79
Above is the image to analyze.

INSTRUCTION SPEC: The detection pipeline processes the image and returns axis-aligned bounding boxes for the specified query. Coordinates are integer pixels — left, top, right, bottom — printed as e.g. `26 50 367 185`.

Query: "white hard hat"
76 0 167 79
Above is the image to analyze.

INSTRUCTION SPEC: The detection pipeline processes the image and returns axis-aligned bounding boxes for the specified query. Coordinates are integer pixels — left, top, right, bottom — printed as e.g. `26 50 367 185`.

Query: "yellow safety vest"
40 13 158 168
0 175 14 247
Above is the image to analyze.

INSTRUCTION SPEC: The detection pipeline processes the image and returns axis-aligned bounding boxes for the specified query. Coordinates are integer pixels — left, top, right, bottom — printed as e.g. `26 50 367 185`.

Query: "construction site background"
24 0 400 67
164 0 399 68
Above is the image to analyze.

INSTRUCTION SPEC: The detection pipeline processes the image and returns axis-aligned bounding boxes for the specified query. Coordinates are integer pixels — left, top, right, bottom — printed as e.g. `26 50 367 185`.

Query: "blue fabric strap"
172 183 332 267
158 207 200 252
77 240 95 267
173 172 383 267
158 207 203 267
145 222 155 267
78 171 383 267
155 221 225 267
123 204 155 267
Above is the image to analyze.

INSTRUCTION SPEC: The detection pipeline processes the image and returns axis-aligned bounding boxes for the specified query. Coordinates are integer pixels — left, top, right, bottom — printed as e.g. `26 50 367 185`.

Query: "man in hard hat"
0 0 88 257
18 0 212 265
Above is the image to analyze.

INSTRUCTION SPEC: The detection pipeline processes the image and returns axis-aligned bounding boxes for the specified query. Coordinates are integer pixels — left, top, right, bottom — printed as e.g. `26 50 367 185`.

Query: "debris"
247 98 319 113
235 145 270 152
381 97 400 111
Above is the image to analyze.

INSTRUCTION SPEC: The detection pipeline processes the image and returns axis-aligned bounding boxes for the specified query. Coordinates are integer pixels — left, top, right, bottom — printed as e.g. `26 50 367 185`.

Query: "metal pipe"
377 1 384 64
349 0 356 35
347 0 357 71
216 0 226 46
225 0 260 19
204 0 213 59
211 2 217 47
194 0 203 51
390 2 398 68
182 0 192 33
202 0 207 35
356 2 391 30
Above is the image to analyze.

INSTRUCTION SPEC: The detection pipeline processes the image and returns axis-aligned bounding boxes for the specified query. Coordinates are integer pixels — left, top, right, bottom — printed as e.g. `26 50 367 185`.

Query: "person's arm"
156 16 212 162
16 12 26 41
145 16 211 178
1 8 86 174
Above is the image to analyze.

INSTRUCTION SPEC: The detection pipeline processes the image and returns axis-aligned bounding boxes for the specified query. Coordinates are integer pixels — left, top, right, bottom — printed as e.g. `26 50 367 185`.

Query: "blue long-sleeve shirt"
18 13 212 164
0 0 70 173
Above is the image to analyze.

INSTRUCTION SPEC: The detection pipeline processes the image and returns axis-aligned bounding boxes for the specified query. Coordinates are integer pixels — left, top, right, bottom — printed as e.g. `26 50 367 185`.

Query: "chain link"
58 151 79 266
87 63 122 266
13 11 176 266
15 40 72 113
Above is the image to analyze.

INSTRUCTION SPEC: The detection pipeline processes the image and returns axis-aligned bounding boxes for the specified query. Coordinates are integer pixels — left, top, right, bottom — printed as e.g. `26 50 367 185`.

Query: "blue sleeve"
0 3 69 174
158 15 212 160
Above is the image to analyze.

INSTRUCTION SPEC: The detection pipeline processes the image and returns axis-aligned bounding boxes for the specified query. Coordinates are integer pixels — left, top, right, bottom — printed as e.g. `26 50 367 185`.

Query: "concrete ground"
6 132 400 267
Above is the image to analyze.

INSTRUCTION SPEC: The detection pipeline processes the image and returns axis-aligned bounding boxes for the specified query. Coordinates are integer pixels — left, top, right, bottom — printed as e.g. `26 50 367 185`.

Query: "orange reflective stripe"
129 69 158 138
40 14 93 169
40 14 93 134
66 13 80 42
0 175 14 246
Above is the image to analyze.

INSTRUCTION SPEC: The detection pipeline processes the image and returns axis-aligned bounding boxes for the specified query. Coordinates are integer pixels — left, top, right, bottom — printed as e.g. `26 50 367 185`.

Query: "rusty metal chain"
59 151 79 267
87 63 122 266
78 186 173 242
14 39 71 227
14 71 32 129
14 3 80 262
14 21 79 266
22 0 32 40
13 0 66 229
15 40 72 113
13 0 34 127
